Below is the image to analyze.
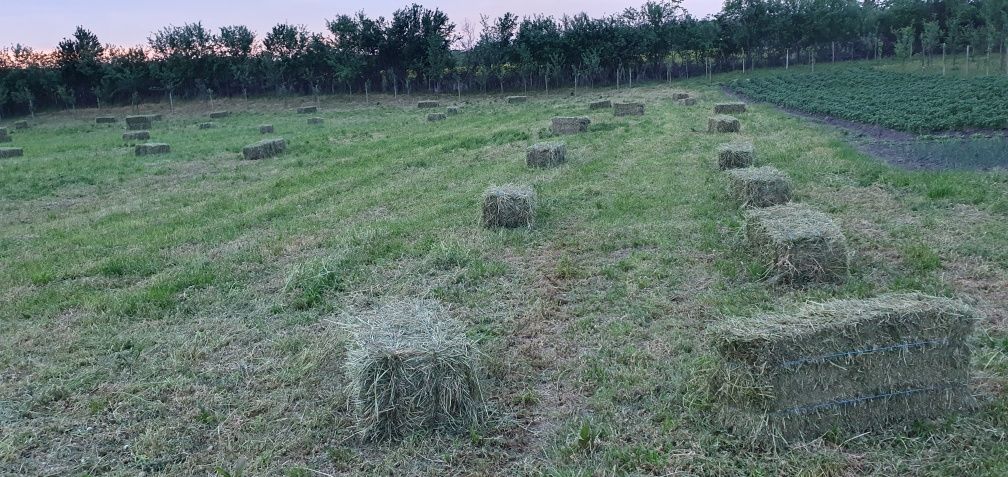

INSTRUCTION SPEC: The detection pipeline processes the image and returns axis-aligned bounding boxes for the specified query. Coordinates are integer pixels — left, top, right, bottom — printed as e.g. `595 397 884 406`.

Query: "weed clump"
706 293 976 447
527 142 566 168
714 102 747 114
345 299 485 442
614 102 645 117
198 122 216 130
0 147 24 158
308 117 325 125
135 143 170 156
744 204 848 284
678 97 697 106
482 184 536 229
709 115 741 133
551 117 590 135
242 138 287 160
726 166 792 207
717 141 755 169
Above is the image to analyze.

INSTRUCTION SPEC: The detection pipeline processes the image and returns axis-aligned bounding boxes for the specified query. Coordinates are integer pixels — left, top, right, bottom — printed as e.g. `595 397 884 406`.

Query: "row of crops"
730 68 1008 133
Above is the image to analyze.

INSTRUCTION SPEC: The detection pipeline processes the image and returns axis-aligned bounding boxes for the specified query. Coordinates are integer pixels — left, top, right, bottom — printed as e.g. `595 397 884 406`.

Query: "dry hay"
709 115 741 133
613 102 645 117
13 120 28 130
95 116 117 124
507 96 529 104
717 141 755 169
551 116 591 135
527 142 567 168
198 122 217 130
427 113 447 122
589 100 612 110
134 143 170 156
417 100 440 109
307 117 325 125
0 147 24 158
714 102 747 114
446 106 461 115
671 91 692 100
122 130 151 142
297 105 318 114
209 111 231 119
482 184 536 229
725 166 792 207
259 124 274 134
242 138 287 160
0 127 9 143
744 203 848 284
707 293 976 447
678 97 697 106
344 299 485 442
125 115 152 131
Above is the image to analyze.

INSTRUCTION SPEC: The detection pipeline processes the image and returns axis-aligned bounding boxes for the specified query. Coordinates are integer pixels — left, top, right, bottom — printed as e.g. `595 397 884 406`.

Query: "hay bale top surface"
745 203 841 243
346 300 471 355
485 184 535 200
726 166 789 182
712 293 976 364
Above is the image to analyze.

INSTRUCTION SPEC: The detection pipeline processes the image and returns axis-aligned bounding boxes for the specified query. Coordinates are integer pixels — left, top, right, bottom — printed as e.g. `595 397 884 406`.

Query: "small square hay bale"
0 127 9 142
95 116 117 124
526 142 567 168
671 91 691 100
507 96 528 104
678 97 697 106
345 299 485 442
709 115 740 133
589 100 612 110
427 113 447 122
714 102 747 114
297 105 318 114
198 122 217 130
259 124 274 134
417 100 440 109
209 111 231 119
14 120 29 130
551 116 590 135
135 143 170 156
717 141 755 169
744 204 848 284
242 138 287 160
122 130 151 141
125 115 152 130
307 117 324 125
708 293 976 447
482 184 536 229
446 106 460 115
726 166 792 207
0 147 24 158
613 102 645 117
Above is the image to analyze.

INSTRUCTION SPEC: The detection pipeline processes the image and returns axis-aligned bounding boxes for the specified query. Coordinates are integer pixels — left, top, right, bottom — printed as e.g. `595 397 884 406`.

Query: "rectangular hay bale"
242 138 287 160
259 124 274 134
95 117 117 124
199 122 217 130
122 130 151 141
297 106 318 114
717 141 755 169
446 106 460 115
671 91 691 100
714 102 747 114
678 97 697 106
0 147 24 158
427 113 446 122
725 166 792 207
307 117 324 125
417 101 440 109
589 100 612 110
0 127 9 142
613 102 645 117
744 204 847 284
482 184 536 229
125 115 152 130
13 120 28 130
135 143 170 156
507 96 528 104
551 116 590 135
709 293 976 446
526 142 567 168
209 111 231 119
709 115 740 133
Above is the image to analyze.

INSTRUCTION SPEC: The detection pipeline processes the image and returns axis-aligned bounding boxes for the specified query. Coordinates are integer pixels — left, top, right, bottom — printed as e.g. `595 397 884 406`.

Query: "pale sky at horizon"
1 0 724 50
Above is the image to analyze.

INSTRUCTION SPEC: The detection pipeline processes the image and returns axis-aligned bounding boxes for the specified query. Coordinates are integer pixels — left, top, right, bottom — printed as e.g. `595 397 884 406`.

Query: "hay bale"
714 102 747 114
613 102 645 117
446 106 460 115
242 138 287 160
209 111 231 119
671 91 691 100
143 114 163 122
726 166 792 207
198 122 217 130
709 115 741 133
297 105 318 114
678 97 697 106
0 147 24 158
259 124 274 134
709 293 976 446
417 101 440 109
134 143 170 156
589 100 612 110
550 116 590 135
507 96 528 104
482 185 536 229
427 113 446 122
13 120 28 130
717 141 755 169
122 130 151 142
744 204 848 284
125 115 152 131
308 117 324 125
95 116 117 124
0 127 9 143
526 142 567 168
345 299 485 442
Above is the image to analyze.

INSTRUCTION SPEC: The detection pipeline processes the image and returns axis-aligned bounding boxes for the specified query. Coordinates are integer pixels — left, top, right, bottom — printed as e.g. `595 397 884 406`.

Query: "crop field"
730 67 1008 132
2 75 1008 475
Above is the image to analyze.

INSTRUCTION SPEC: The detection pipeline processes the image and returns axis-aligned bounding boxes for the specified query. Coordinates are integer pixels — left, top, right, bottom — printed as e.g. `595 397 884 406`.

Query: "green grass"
1 73 1007 476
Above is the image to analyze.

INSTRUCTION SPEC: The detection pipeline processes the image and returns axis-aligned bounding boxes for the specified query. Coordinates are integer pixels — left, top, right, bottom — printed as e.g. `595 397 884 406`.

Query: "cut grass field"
1 72 1007 475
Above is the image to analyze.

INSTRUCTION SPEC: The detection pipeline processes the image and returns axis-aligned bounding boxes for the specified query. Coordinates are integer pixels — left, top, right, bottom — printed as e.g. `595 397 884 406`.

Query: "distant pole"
966 45 971 77
786 48 789 69
942 43 946 76
832 41 836 62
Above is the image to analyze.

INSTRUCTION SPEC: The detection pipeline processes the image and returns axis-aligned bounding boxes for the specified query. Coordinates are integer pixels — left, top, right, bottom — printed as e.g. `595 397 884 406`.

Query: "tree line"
1 0 1007 118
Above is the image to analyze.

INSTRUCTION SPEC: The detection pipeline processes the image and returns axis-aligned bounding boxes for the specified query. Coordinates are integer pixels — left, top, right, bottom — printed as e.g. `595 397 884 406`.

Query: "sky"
0 0 723 50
